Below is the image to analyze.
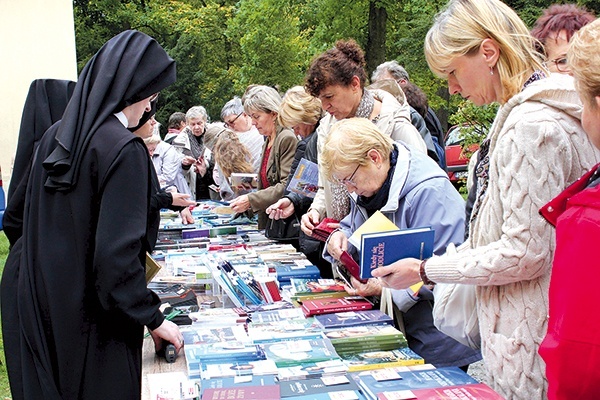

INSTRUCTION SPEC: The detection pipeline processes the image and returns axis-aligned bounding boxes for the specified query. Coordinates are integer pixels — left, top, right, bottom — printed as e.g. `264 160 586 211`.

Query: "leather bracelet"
419 259 435 285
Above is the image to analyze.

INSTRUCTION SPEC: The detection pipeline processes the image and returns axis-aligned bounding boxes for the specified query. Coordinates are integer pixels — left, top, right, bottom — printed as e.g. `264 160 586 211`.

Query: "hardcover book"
274 264 321 284
301 297 373 317
376 383 504 400
314 310 394 329
359 227 434 280
354 367 478 400
286 158 319 199
323 325 405 346
348 211 399 250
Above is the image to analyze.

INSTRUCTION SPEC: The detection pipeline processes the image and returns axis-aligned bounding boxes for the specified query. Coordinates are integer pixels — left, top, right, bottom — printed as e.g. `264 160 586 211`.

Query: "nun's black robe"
1 30 176 400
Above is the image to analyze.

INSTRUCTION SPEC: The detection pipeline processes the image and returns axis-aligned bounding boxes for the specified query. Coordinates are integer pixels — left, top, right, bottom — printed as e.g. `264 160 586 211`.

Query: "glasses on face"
545 57 569 73
149 92 160 102
334 164 360 187
224 112 243 128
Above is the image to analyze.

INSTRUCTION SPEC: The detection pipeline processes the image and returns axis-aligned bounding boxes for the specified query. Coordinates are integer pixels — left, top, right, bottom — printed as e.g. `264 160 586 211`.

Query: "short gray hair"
186 105 209 122
220 97 244 120
242 85 282 115
371 61 410 83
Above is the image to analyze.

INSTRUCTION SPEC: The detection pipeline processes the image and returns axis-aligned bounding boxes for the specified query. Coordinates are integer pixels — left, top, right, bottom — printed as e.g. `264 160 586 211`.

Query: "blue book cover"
286 158 319 199
200 375 276 395
275 264 321 283
354 366 478 399
285 390 367 400
279 375 359 397
359 227 434 279
314 310 393 329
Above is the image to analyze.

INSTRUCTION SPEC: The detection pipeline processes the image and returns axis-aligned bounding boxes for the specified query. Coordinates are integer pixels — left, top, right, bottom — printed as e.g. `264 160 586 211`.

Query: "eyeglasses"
334 164 360 187
224 112 243 128
545 57 569 73
149 92 159 102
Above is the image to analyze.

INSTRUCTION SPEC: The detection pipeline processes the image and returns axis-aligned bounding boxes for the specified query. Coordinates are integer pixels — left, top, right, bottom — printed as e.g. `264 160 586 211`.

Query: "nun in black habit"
0 30 184 400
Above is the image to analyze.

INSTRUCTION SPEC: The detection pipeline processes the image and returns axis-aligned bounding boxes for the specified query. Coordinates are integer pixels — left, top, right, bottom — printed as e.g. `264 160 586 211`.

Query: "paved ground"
467 359 488 383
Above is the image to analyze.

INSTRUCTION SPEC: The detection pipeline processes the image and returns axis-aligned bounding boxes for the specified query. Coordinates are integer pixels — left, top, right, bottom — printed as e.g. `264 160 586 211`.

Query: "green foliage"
449 100 499 156
0 232 10 398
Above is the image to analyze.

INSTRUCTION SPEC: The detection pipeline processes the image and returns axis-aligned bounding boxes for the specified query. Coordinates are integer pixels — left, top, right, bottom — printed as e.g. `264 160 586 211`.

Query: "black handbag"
264 214 301 242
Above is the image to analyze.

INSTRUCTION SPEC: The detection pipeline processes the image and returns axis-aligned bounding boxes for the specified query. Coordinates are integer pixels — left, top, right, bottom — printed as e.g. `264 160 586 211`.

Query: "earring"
490 67 494 76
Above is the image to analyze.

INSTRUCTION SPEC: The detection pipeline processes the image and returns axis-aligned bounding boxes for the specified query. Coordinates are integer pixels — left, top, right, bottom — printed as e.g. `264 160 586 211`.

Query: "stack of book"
322 325 407 357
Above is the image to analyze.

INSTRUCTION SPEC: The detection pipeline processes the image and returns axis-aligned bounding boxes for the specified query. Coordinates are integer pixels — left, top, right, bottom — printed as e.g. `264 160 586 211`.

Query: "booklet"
286 158 319 198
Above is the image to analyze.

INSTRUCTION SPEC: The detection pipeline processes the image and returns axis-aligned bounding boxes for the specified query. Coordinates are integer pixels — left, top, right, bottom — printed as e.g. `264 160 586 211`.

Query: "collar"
114 111 128 127
540 163 600 226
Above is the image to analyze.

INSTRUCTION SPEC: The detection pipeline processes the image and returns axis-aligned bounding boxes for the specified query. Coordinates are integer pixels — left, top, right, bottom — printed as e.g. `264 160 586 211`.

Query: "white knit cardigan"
425 73 600 400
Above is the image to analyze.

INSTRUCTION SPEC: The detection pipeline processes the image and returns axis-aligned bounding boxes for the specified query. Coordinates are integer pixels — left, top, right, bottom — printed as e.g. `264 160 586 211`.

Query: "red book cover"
301 296 373 317
201 384 280 400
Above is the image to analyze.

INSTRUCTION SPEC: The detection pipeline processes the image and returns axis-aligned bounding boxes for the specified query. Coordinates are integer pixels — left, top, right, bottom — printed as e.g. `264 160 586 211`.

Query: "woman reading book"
321 118 481 370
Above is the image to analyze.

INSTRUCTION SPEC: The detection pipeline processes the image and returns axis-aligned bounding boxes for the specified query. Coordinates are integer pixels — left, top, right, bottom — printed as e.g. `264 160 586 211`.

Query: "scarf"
357 145 399 216
188 128 205 159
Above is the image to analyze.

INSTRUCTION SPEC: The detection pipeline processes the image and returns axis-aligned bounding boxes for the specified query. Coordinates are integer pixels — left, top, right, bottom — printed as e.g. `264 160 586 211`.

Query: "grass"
0 231 11 398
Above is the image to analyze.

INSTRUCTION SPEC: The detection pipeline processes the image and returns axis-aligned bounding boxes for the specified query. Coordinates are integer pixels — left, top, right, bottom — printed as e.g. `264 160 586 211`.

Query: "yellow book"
145 252 162 284
349 210 399 250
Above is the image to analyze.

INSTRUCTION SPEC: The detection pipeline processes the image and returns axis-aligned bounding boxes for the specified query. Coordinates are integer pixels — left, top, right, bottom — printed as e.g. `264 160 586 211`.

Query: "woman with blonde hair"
322 118 481 371
370 0 600 398
229 85 298 228
266 86 332 274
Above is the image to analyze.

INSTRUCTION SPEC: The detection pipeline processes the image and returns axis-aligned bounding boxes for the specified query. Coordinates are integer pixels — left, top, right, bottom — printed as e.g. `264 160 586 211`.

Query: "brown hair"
305 39 367 97
213 130 254 179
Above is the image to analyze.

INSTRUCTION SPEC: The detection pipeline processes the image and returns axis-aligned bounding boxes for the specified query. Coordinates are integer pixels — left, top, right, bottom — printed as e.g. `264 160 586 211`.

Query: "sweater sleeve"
425 116 576 286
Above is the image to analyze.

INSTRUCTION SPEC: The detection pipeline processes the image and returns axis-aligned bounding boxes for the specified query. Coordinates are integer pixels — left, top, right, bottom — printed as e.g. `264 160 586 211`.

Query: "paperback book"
376 383 504 400
353 366 479 400
262 338 340 367
201 359 279 379
201 384 280 400
314 310 394 329
286 389 367 400
247 318 323 344
279 375 360 398
291 278 347 297
286 158 319 199
348 211 399 250
359 227 434 280
200 375 277 396
276 359 349 381
341 348 424 372
180 324 250 346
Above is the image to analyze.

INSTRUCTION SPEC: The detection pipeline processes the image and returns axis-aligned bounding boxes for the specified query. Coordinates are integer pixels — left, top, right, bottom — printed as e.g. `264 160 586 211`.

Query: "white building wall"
0 0 77 193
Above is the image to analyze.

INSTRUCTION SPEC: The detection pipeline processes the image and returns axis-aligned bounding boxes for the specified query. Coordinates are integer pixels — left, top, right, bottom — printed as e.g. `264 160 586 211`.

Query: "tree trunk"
366 1 387 79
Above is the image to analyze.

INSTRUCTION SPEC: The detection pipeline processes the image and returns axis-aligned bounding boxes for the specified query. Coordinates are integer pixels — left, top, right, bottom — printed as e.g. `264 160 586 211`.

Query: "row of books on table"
148 203 502 399
148 304 502 400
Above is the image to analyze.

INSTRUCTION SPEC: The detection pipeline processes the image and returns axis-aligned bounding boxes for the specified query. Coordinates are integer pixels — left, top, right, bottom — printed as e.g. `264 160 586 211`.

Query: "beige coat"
425 73 600 399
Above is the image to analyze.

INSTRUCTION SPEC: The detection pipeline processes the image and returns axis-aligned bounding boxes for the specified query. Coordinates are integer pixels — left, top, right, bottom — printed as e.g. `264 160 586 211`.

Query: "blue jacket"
325 142 481 367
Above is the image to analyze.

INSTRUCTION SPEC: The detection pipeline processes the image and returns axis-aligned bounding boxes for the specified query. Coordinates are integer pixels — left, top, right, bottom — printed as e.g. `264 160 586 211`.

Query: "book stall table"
140 203 501 400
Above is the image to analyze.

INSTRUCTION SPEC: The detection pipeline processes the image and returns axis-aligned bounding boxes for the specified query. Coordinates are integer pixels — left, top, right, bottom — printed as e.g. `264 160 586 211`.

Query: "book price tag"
329 390 360 400
321 375 350 386
233 375 253 383
377 390 417 400
371 369 402 381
